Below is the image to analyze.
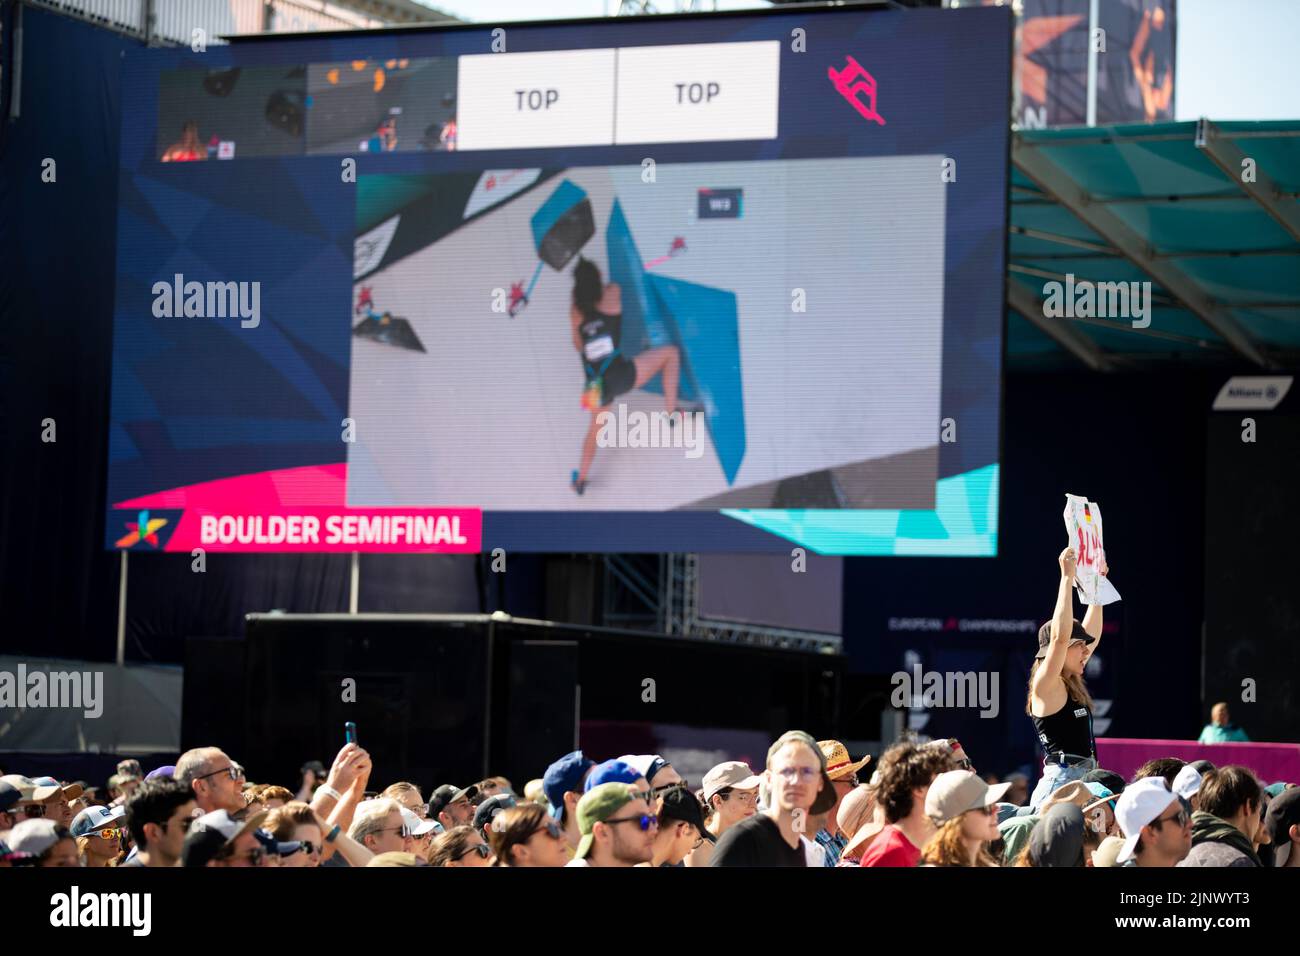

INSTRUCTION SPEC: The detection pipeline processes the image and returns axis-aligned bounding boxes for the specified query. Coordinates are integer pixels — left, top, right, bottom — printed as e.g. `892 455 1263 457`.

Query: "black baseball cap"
658 786 713 842
429 783 479 818
1035 619 1095 659
1081 769 1126 796
473 793 517 834
0 780 22 813
1265 786 1300 846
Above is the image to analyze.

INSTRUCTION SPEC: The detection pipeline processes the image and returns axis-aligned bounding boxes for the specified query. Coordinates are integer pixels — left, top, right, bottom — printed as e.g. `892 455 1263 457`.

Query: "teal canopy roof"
1007 120 1300 369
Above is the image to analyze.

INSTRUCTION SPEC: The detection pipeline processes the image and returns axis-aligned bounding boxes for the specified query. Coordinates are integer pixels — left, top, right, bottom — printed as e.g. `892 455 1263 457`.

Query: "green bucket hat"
574 782 640 860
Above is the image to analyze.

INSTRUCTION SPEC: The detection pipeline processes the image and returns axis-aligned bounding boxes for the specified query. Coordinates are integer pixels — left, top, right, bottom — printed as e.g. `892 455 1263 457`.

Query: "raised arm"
1081 554 1108 658
1034 548 1077 693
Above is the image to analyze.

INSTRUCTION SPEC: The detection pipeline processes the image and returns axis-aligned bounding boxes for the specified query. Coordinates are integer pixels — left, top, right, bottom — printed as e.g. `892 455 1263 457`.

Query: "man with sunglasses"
1112 776 1192 867
176 747 247 816
121 778 196 867
349 797 414 855
567 781 657 867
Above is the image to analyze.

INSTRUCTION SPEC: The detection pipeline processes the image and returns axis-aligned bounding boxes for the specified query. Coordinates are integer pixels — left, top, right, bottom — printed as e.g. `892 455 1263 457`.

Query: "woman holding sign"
1023 546 1109 813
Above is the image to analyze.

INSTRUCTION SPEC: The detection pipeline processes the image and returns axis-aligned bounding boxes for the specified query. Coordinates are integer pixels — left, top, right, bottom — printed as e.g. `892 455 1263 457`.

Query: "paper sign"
1064 494 1121 606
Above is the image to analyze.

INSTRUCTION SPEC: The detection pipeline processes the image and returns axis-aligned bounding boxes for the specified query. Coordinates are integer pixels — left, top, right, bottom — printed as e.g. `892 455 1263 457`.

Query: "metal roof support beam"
1006 279 1113 372
1013 134 1270 367
1196 118 1300 244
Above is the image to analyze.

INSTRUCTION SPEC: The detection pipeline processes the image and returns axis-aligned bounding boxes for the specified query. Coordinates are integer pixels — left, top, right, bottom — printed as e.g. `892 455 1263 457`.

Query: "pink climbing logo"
828 55 887 126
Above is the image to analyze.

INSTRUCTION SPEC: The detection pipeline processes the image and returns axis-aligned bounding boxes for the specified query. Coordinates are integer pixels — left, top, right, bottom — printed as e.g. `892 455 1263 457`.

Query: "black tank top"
577 304 621 374
1032 693 1095 760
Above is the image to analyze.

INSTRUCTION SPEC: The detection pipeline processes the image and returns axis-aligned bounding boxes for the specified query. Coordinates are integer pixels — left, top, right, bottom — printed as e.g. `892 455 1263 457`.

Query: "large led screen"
108 6 1011 554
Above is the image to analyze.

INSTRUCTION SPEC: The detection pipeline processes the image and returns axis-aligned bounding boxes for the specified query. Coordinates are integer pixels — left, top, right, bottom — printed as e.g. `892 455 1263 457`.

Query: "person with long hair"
1023 546 1109 812
920 770 1007 867
569 256 682 495
487 803 568 867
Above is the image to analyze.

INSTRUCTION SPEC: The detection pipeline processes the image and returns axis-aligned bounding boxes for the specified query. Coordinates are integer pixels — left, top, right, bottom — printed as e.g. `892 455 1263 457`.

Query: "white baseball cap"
1114 777 1180 863
5 818 65 856
1172 764 1204 800
399 806 437 837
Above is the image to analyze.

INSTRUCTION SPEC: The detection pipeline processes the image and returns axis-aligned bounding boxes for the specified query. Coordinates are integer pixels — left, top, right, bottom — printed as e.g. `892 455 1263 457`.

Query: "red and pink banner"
112 463 481 553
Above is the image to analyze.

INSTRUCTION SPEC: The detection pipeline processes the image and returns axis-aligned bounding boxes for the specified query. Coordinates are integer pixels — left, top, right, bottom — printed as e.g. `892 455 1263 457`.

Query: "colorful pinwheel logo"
116 510 168 549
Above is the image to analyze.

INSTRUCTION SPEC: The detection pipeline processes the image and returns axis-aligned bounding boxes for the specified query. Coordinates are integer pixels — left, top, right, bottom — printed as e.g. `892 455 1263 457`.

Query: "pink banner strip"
1097 737 1300 786
113 464 481 553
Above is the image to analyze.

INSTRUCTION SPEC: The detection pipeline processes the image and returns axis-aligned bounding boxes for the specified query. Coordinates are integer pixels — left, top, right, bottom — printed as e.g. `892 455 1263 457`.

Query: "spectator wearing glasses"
121 778 196 867
813 739 871 866
619 754 684 809
567 781 657 867
488 803 569 867
1109 777 1191 868
542 750 595 858
71 803 127 867
847 740 950 868
651 784 711 867
711 730 837 868
1180 765 1264 867
430 824 493 866
349 798 413 855
0 774 65 824
685 760 762 867
265 801 326 868
919 770 1009 867
182 808 270 867
175 747 247 815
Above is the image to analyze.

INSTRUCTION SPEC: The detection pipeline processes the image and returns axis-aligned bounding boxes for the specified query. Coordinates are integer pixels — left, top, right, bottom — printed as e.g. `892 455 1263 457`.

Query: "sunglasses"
1153 808 1189 829
530 821 564 841
457 843 491 860
376 824 413 839
294 841 319 856
603 814 658 832
93 827 124 841
194 765 243 784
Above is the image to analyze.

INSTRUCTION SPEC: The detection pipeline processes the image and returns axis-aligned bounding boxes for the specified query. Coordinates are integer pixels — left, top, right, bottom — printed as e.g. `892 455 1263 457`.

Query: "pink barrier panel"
1096 738 1300 784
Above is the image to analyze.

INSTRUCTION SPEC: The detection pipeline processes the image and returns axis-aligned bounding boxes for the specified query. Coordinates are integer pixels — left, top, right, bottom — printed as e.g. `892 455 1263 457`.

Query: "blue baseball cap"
542 751 595 820
1083 782 1117 811
70 803 125 838
583 759 643 793
253 828 302 858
